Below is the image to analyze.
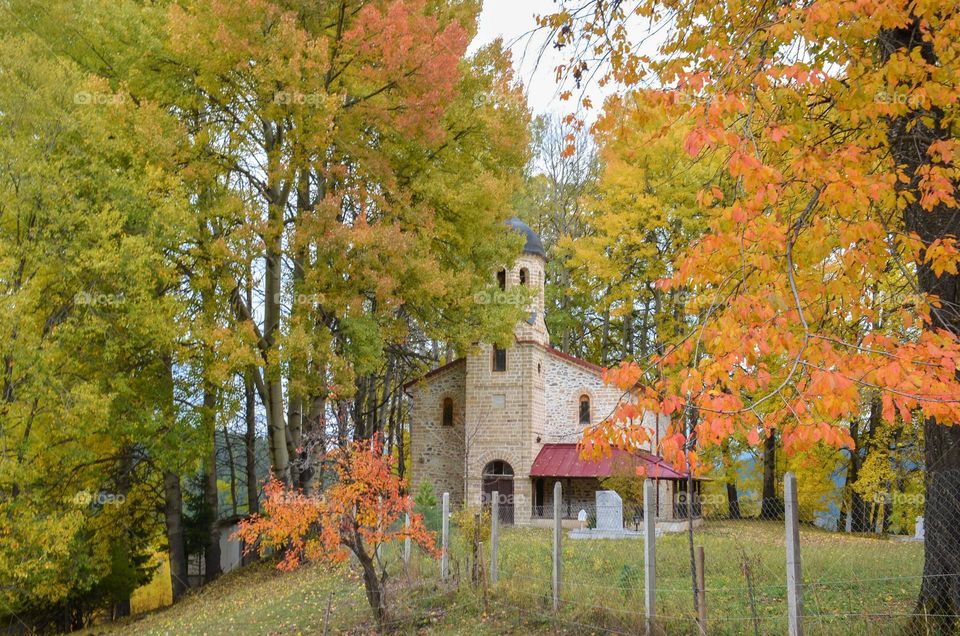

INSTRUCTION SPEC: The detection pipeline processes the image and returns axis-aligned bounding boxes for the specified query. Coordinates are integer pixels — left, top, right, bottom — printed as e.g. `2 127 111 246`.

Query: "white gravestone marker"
577 509 587 529
915 516 925 541
595 490 624 531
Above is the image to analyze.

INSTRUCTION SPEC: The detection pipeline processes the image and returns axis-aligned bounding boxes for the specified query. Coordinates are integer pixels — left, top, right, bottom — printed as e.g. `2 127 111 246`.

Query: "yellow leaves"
925 238 960 277
696 186 726 207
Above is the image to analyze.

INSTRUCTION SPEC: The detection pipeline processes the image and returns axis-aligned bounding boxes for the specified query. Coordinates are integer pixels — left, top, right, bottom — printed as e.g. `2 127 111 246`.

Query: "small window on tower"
519 267 528 285
442 397 454 427
497 269 506 290
493 346 507 372
579 395 591 426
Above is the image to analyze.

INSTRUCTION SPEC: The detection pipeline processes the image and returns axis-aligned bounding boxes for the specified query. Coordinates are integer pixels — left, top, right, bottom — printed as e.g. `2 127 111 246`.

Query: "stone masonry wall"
408 362 467 507
463 341 545 524
543 354 670 450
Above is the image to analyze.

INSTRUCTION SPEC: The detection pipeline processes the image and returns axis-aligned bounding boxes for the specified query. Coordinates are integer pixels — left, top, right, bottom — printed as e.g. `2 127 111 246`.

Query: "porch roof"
529 443 689 480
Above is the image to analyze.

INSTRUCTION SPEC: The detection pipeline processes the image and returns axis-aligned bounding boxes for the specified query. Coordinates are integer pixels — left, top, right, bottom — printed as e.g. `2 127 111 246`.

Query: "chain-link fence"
404 471 954 635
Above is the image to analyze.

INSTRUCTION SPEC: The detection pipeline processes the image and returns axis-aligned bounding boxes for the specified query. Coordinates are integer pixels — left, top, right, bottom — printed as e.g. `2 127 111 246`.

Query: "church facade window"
493 346 507 372
579 395 591 425
441 397 454 427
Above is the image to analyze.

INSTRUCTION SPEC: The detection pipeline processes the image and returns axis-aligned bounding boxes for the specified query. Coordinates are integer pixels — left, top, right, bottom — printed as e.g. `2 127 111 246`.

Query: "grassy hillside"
77 520 923 635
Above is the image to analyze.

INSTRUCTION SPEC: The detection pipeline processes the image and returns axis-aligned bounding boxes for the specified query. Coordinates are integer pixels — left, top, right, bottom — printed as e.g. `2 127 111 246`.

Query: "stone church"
406 218 698 525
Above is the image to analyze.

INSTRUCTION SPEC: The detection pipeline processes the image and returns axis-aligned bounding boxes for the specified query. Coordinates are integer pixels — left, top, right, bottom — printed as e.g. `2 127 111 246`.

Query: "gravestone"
595 490 624 531
915 516 925 541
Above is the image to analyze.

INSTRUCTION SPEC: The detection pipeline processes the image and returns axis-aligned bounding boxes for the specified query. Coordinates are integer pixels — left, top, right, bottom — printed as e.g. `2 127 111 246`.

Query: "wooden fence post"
552 481 562 612
696 546 707 634
403 513 411 566
644 479 656 635
441 492 450 580
784 472 804 636
491 490 499 585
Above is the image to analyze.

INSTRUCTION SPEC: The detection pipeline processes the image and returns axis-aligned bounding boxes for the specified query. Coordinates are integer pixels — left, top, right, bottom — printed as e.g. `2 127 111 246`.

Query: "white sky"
470 0 612 117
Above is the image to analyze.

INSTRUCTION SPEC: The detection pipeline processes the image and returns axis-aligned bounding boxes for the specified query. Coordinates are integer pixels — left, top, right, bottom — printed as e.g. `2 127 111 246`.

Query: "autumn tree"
546 0 960 625
3 0 532 612
516 114 600 355
234 436 435 631
162 0 530 490
0 32 192 627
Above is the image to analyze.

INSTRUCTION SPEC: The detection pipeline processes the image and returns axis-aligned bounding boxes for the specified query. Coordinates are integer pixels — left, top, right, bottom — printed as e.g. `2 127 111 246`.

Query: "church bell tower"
463 217 549 525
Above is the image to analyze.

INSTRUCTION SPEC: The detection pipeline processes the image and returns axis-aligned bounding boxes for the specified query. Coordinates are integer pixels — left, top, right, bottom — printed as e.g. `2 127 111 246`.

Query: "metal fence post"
552 481 562 612
403 513 411 566
491 490 499 585
441 492 450 580
696 546 707 634
784 472 804 636
644 479 656 635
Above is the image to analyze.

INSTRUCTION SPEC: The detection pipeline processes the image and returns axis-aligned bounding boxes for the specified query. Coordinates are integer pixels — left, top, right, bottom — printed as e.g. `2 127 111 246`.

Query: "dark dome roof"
505 217 547 258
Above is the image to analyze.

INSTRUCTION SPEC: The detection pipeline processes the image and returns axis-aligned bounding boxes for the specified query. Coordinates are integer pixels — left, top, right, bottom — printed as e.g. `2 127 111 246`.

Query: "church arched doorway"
482 460 514 525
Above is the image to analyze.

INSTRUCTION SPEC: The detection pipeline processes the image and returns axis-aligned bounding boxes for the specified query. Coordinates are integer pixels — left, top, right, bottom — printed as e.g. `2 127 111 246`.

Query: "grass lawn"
79 520 924 635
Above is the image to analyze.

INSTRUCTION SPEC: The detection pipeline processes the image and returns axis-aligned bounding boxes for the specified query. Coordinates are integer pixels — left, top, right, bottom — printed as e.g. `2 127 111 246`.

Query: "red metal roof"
529 443 689 479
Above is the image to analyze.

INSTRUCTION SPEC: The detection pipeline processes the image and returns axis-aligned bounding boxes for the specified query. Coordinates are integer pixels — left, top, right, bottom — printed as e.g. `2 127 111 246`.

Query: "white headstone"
595 490 624 531
915 516 925 541
577 509 588 522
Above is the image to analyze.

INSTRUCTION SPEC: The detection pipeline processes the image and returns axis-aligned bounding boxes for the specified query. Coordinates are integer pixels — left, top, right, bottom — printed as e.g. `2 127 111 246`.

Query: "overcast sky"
470 0 611 117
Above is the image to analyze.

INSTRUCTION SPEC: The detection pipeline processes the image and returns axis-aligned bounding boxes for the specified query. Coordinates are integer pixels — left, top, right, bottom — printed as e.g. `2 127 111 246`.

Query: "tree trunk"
244 372 259 515
263 187 289 482
726 481 741 520
264 225 289 482
599 303 611 365
201 378 221 583
844 400 875 533
163 470 189 600
223 425 238 516
356 542 387 631
760 431 781 519
879 17 960 629
302 394 326 495
721 439 740 519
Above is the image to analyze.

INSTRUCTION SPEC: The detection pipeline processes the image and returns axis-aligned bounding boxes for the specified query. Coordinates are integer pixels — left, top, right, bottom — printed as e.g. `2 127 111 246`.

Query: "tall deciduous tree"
547 0 960 624
0 34 191 625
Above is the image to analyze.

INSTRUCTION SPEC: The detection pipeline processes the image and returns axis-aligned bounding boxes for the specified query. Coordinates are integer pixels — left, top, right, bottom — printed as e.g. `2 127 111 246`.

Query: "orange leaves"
925 238 960 277
343 0 467 143
602 361 643 391
660 395 683 416
767 126 789 143
683 128 709 157
233 436 437 572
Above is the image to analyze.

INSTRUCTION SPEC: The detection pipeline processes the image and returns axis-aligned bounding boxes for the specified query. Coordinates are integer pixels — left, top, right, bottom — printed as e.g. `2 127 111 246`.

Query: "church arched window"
441 397 454 427
497 269 506 290
579 395 591 426
492 346 507 372
519 267 528 285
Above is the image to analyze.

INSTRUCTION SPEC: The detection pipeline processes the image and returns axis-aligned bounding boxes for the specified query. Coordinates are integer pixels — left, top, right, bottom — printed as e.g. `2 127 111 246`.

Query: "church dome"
505 217 547 258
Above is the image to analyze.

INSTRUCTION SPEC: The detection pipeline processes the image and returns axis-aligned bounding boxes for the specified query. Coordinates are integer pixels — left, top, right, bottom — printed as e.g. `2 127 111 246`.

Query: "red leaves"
344 0 468 143
233 436 437 572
